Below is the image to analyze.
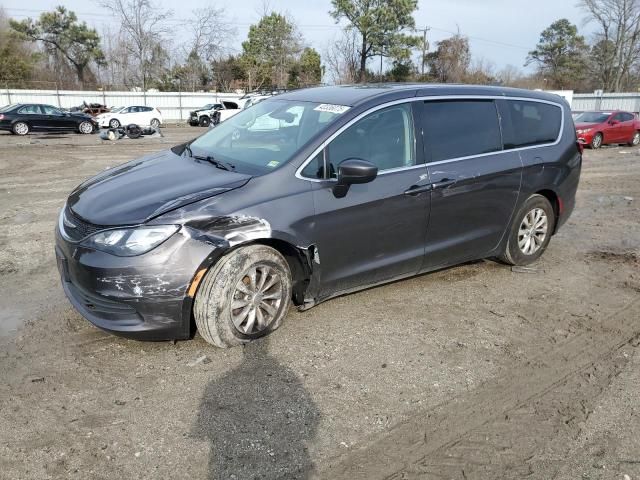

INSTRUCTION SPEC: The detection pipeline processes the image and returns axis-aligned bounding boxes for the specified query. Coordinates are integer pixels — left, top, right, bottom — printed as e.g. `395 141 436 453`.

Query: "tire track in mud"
319 299 640 479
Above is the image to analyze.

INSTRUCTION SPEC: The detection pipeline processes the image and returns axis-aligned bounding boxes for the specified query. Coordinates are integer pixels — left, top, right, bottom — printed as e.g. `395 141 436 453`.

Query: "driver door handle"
404 184 433 196
431 178 456 190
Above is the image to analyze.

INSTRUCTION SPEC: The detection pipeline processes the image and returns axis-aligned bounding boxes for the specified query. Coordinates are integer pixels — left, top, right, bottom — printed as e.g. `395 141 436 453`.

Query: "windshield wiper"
193 154 235 171
184 143 235 171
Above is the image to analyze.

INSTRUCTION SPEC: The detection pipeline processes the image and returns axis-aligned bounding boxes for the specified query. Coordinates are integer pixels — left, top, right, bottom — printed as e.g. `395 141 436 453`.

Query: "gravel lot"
0 127 639 479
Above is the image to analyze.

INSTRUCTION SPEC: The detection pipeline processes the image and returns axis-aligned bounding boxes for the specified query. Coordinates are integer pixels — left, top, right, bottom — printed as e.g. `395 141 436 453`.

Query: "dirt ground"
0 127 638 480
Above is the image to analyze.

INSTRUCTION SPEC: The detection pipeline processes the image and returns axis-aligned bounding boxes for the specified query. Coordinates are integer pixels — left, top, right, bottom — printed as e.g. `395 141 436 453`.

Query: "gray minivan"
56 84 581 347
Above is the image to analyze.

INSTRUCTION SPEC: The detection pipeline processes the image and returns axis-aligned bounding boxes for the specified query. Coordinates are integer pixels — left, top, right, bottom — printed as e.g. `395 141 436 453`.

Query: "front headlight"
577 128 591 134
82 225 179 256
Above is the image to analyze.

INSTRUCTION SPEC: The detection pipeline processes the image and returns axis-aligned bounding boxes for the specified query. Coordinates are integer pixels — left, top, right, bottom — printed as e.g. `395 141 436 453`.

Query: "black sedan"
0 103 98 135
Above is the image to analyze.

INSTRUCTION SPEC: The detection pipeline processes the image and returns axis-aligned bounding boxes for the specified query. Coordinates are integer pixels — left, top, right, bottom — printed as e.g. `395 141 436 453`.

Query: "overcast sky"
4 0 591 73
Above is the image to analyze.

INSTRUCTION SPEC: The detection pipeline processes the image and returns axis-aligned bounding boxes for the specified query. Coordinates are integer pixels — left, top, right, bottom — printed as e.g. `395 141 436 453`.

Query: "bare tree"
324 29 360 84
426 34 471 83
185 6 236 62
100 0 173 90
580 0 640 91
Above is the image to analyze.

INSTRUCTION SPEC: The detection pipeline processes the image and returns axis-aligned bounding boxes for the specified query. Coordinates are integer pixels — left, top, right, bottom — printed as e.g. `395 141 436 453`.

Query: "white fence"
0 89 243 122
4 88 640 121
571 93 640 113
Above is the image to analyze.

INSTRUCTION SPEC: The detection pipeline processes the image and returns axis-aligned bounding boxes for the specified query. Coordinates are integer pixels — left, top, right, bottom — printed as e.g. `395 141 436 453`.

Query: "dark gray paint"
55 84 581 341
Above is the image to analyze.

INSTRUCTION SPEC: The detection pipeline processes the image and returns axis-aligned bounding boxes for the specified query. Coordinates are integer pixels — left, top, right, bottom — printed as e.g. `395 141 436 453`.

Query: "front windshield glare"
188 99 348 175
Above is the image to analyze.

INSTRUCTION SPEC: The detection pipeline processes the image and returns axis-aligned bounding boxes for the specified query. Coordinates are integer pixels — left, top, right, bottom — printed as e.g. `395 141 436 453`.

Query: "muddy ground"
0 128 638 480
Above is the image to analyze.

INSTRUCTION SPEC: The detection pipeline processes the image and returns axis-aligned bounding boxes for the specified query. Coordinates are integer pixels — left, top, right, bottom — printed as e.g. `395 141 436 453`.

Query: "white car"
188 101 241 127
96 106 163 129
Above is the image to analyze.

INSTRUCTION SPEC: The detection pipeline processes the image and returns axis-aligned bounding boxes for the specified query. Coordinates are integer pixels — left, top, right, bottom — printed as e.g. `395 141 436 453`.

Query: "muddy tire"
199 116 210 127
194 245 292 348
590 132 603 149
499 194 556 266
13 121 29 135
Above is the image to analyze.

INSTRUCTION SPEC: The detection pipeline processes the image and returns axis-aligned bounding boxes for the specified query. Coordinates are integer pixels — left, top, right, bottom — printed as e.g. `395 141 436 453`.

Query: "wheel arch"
534 188 560 234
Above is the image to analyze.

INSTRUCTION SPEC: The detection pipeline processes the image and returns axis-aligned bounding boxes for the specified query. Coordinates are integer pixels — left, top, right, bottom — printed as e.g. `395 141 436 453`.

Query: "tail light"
0 114 4 120
576 141 584 154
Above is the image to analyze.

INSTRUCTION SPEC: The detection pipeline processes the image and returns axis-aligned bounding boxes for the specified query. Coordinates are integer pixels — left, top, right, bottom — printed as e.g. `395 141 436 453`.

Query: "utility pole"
420 27 430 76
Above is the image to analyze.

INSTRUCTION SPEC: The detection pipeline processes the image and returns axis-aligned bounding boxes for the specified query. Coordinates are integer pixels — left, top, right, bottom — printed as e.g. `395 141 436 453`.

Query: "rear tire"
590 132 603 149
150 118 160 128
194 245 292 348
628 131 640 146
499 194 556 266
109 118 121 128
199 116 210 127
13 122 29 135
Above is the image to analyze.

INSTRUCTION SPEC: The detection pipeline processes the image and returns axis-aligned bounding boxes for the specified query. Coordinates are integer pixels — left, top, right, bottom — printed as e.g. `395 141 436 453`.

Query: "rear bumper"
55 225 217 341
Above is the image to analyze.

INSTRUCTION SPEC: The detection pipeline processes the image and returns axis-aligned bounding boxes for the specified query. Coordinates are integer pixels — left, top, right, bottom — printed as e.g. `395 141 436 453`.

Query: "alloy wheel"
79 122 93 134
14 122 28 135
230 264 283 335
518 208 548 255
633 132 640 146
592 134 602 149
150 119 160 128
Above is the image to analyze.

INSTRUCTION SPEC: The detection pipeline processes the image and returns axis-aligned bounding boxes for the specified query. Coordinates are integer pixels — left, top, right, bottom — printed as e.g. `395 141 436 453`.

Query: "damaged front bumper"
55 225 218 341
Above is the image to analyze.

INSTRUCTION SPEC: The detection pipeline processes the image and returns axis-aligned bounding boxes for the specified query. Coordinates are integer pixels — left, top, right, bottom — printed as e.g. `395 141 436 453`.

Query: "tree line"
2 0 640 92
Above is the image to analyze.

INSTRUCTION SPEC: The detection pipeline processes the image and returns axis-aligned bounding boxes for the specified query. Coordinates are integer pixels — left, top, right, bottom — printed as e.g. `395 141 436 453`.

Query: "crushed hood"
68 149 251 225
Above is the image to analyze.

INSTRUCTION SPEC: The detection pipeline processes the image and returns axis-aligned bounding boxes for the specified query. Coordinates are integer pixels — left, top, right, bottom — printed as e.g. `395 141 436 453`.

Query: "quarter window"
326 103 415 177
501 100 562 148
422 100 502 162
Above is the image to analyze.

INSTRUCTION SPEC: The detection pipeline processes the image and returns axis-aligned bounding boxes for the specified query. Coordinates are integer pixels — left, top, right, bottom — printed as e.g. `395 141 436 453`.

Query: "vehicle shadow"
192 338 319 479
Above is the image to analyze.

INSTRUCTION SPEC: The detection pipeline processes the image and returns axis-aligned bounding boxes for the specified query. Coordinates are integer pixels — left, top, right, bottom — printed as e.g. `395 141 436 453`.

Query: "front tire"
109 118 121 128
13 122 29 135
499 194 556 266
199 116 210 127
78 121 93 134
194 245 292 348
590 132 603 149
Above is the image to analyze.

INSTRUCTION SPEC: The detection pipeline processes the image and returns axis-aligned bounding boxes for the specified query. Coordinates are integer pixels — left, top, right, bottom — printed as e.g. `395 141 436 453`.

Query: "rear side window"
422 100 501 162
621 112 635 122
501 100 562 148
18 105 42 114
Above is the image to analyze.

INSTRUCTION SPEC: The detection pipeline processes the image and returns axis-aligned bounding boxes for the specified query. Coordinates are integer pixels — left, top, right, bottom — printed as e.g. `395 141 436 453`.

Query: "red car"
574 110 640 149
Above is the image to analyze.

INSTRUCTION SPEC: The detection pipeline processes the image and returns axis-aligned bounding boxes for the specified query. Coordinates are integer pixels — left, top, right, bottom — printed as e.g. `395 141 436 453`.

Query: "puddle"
0 307 24 337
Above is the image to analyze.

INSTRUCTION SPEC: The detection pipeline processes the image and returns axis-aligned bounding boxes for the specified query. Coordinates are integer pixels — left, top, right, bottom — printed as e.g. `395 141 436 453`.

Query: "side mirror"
332 158 378 198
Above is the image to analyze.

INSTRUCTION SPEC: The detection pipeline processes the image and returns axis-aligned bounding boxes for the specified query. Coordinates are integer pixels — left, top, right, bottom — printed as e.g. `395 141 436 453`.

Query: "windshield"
574 112 611 123
110 106 124 113
188 99 349 175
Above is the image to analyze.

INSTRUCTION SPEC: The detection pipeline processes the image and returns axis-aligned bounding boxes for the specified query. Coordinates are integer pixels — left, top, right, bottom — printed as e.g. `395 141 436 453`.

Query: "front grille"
62 207 107 242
